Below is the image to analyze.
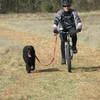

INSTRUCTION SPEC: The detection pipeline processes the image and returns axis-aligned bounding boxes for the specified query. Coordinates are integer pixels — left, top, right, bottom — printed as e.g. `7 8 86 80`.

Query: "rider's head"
62 0 72 11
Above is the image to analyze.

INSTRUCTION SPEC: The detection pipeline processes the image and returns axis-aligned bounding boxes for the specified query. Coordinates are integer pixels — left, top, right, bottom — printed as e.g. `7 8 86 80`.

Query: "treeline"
0 0 100 13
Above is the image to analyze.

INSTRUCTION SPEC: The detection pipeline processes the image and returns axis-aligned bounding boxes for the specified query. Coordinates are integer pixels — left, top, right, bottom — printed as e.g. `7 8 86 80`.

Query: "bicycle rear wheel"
65 43 72 72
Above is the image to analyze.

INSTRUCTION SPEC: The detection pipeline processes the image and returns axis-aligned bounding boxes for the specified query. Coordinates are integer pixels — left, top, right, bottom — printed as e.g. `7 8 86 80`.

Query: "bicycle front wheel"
65 43 72 72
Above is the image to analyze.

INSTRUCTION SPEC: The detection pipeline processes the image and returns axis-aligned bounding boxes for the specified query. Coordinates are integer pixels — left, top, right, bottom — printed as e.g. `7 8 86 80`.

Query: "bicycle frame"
65 33 73 60
65 33 73 72
60 31 73 72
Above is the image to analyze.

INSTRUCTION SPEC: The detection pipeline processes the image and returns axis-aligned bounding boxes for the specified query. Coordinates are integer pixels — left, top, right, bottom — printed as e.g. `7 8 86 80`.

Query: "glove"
76 29 81 33
53 29 58 34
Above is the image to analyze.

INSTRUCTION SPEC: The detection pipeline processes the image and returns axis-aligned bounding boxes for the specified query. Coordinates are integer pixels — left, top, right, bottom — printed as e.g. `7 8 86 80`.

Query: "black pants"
60 33 77 59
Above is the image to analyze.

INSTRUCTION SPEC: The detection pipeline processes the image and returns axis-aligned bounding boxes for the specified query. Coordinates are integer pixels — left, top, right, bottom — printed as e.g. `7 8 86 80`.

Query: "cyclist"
53 0 82 64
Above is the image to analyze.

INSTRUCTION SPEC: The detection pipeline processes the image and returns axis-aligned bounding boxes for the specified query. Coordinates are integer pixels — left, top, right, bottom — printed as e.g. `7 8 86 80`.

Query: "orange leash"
36 36 58 66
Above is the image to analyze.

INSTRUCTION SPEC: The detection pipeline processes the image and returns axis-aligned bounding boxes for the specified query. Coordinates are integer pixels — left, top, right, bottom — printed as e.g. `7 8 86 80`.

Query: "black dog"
23 45 35 73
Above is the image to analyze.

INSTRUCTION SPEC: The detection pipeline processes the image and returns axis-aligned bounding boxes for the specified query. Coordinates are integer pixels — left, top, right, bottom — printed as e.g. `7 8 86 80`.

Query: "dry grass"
0 12 100 100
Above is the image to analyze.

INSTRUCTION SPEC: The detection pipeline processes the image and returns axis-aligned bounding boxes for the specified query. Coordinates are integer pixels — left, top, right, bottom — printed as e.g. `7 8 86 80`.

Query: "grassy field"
0 12 100 100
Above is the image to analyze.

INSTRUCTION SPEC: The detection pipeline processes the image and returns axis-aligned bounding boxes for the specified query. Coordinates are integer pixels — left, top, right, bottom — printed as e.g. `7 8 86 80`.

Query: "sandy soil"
0 12 100 100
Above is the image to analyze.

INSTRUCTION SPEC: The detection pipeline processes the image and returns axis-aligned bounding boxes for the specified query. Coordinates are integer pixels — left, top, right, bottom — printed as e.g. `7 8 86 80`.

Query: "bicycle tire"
65 44 72 72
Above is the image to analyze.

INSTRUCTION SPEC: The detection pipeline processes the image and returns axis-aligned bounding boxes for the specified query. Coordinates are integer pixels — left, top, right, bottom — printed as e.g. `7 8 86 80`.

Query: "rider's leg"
61 41 66 64
60 33 67 64
71 34 78 53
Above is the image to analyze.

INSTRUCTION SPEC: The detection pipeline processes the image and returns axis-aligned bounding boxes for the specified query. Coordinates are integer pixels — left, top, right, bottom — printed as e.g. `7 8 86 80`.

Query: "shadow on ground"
37 68 60 73
72 66 100 72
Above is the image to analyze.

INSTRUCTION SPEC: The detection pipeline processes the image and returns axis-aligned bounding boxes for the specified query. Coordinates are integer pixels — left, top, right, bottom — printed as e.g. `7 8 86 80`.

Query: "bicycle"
60 31 73 72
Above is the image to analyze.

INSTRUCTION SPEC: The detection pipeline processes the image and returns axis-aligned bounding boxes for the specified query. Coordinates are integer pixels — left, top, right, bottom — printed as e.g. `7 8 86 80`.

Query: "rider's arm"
72 11 82 32
53 10 63 34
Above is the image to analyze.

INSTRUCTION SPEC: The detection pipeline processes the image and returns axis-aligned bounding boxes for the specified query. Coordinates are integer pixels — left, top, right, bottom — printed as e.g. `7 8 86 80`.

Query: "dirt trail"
0 13 100 100
0 13 100 66
0 25 99 68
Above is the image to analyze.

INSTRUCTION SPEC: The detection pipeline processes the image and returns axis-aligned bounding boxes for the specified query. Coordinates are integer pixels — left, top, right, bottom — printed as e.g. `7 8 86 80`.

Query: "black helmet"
62 0 72 7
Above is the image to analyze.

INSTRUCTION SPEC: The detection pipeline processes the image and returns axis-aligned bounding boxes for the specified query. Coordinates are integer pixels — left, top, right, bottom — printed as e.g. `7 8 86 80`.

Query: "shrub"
41 2 53 12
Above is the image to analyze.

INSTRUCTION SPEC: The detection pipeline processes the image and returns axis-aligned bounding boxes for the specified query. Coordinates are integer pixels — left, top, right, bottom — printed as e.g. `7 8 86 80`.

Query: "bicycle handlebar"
59 31 70 35
59 29 79 35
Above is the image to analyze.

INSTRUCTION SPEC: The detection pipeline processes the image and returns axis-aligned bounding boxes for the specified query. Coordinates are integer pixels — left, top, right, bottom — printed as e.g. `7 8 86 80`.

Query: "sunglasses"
63 5 70 7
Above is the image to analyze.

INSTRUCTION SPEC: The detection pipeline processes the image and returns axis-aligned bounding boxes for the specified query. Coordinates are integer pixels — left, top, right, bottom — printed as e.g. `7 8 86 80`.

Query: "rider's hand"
53 29 58 36
53 29 58 33
76 28 81 33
